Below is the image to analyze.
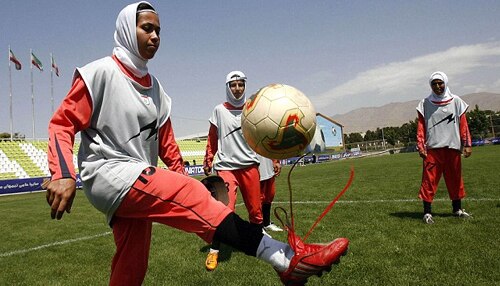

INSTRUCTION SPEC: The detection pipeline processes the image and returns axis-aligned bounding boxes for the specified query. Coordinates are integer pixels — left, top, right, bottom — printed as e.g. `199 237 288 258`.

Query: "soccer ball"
241 83 317 159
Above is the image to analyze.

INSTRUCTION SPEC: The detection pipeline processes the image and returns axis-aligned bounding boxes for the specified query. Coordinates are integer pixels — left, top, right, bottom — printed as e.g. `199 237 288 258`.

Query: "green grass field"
1 145 499 285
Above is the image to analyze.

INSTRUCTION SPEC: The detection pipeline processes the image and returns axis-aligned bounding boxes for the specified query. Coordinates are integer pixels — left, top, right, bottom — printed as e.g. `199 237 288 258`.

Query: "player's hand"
273 161 282 177
463 146 472 158
418 150 427 159
43 178 77 220
203 165 212 176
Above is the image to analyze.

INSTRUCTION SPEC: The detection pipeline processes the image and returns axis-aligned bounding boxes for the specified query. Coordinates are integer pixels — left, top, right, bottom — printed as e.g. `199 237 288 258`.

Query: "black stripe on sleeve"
54 135 72 178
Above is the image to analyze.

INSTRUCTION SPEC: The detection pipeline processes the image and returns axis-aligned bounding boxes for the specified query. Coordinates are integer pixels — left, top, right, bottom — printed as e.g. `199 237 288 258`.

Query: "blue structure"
306 113 345 152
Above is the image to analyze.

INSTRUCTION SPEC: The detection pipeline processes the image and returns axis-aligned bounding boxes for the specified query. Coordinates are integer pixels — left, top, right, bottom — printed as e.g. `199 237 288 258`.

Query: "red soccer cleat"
273 165 354 285
277 229 349 285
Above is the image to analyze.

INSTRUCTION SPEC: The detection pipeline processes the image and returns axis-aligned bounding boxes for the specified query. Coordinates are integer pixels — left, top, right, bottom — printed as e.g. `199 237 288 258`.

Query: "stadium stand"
176 139 206 166
0 139 208 180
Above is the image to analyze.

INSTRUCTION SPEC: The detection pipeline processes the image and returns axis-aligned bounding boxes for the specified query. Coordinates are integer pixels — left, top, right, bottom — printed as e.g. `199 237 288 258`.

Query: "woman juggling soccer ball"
44 1 348 285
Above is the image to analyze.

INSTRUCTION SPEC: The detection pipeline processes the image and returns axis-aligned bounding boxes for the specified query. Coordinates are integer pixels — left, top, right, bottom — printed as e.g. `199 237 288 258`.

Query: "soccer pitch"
1 145 499 285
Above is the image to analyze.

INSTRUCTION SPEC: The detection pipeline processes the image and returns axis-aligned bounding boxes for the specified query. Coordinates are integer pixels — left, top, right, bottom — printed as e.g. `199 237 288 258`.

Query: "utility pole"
490 114 496 137
381 128 386 150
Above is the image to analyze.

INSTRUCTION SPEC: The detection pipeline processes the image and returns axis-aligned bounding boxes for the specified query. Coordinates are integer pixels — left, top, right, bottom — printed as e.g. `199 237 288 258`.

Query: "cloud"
313 41 500 115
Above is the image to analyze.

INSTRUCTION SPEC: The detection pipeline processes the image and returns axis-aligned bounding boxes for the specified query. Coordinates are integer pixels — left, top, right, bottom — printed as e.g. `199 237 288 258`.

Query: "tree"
400 119 417 146
467 105 489 139
364 130 378 141
347 132 363 144
383 127 398 146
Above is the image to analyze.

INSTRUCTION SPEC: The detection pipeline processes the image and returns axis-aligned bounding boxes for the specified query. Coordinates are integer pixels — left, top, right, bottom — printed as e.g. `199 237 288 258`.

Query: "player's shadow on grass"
199 244 236 263
390 211 456 220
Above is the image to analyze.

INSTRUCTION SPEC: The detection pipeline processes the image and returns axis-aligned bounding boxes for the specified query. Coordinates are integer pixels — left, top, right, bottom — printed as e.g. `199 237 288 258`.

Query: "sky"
1 0 500 139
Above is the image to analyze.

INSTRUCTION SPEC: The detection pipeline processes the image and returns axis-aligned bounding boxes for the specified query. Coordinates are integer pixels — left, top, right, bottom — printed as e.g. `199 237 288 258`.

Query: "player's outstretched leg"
214 213 348 285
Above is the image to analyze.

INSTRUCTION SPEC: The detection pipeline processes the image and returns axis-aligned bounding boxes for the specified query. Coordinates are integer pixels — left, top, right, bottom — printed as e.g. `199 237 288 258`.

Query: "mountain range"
331 92 500 134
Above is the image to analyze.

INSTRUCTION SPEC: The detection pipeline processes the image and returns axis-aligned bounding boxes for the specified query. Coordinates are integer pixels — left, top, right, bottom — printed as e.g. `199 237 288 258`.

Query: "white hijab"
112 1 157 78
225 70 247 107
428 71 454 102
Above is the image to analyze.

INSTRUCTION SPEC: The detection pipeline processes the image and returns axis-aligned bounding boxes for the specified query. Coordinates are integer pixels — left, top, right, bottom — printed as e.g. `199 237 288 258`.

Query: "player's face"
136 12 160 60
430 79 445 95
229 80 245 99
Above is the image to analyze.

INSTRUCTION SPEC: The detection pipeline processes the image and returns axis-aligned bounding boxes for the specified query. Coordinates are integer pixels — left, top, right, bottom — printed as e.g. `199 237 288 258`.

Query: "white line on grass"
0 231 112 258
2 197 497 258
246 197 499 206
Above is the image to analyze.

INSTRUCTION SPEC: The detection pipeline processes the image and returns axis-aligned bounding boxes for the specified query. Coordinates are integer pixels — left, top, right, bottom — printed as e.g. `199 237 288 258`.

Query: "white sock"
209 248 219 254
256 233 294 272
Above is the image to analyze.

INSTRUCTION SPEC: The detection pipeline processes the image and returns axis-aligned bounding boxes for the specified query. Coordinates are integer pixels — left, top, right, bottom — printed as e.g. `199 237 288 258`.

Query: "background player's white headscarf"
113 1 157 78
428 71 454 102
225 71 247 107
418 70 467 116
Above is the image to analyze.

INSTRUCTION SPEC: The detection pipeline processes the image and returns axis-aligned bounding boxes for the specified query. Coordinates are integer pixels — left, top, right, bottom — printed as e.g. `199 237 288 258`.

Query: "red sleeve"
203 123 218 169
48 76 92 180
158 118 187 175
416 113 426 152
460 114 472 147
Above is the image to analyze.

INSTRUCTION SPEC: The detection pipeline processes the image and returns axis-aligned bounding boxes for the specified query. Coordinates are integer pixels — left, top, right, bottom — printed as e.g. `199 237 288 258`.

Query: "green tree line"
344 106 500 147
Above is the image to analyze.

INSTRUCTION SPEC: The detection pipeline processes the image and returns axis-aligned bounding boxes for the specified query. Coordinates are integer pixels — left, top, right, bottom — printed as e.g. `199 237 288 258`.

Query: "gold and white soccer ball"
241 83 317 159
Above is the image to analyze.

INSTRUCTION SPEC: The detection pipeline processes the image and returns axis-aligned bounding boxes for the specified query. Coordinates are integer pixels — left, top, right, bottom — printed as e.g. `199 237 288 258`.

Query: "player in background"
43 2 348 285
203 71 263 271
257 154 284 232
416 71 472 224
